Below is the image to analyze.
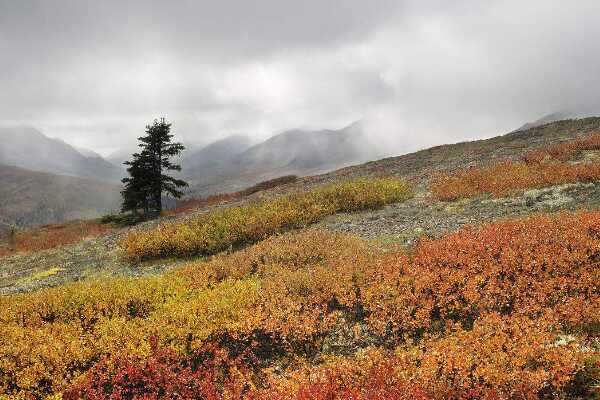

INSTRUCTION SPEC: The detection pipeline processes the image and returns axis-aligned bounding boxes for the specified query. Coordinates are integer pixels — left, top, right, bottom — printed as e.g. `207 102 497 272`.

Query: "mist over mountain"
0 126 122 183
514 112 577 132
0 163 120 229
74 145 104 159
185 121 384 196
234 121 376 171
181 134 254 179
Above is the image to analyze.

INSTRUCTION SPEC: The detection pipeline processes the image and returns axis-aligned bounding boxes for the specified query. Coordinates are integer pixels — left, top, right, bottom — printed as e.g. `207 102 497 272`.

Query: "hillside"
0 126 122 182
181 134 254 179
0 163 121 228
0 118 599 399
186 121 383 196
3 117 600 288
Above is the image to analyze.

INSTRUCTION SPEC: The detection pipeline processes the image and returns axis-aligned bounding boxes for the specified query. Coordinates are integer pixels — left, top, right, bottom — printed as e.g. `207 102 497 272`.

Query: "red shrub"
0 220 113 258
522 132 600 163
63 340 249 400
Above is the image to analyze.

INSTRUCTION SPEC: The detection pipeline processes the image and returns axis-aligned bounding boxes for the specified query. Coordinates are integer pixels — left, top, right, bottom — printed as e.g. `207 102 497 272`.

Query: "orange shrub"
431 132 600 201
362 211 600 339
255 314 592 400
430 160 600 201
522 131 600 163
0 220 113 258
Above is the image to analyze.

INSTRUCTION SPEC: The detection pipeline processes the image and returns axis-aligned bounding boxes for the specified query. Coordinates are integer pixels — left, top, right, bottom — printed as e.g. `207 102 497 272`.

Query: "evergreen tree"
121 118 188 215
121 151 152 214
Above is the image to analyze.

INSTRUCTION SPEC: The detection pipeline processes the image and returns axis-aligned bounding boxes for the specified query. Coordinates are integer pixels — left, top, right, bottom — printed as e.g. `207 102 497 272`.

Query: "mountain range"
0 163 120 230
0 126 122 182
183 121 383 196
0 122 382 228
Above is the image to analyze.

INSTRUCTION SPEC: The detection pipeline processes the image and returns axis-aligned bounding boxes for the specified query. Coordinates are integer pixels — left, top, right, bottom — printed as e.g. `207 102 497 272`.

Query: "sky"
1 0 600 156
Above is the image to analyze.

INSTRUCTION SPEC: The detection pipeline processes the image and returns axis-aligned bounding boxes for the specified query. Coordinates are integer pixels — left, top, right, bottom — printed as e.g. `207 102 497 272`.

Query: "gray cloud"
1 0 600 155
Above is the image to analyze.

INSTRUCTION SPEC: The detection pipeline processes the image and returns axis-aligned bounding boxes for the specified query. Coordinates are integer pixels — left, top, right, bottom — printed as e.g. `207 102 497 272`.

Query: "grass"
122 177 412 260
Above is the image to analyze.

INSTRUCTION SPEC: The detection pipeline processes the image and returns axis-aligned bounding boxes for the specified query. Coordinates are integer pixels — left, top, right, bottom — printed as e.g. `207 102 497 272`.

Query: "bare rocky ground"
2 117 600 294
320 181 600 245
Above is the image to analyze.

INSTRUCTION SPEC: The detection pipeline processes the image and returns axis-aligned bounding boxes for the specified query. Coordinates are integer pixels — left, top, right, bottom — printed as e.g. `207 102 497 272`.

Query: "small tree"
121 118 188 215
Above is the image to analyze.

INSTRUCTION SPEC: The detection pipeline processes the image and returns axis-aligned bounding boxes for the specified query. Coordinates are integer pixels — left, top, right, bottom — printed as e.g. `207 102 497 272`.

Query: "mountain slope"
0 164 121 228
514 111 575 132
3 117 600 291
186 121 382 196
0 126 122 182
181 134 253 178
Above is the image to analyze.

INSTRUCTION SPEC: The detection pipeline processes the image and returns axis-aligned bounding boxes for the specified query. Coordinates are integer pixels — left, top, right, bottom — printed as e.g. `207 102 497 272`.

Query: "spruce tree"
121 118 188 215
121 151 152 214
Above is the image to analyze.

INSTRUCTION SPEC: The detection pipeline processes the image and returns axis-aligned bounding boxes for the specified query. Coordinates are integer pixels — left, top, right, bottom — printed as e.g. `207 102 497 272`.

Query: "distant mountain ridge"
181 134 254 178
514 111 576 132
0 126 122 182
0 163 121 228
0 122 382 227
184 121 383 196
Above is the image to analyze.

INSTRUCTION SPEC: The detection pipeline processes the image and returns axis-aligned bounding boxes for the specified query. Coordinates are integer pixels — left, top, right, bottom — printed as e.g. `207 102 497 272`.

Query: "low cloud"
1 1 599 155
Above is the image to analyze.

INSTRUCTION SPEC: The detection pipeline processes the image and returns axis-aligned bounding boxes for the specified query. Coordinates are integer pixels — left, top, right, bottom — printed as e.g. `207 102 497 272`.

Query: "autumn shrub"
63 340 250 400
0 219 114 258
0 230 370 398
430 160 600 201
364 211 600 338
238 175 298 196
1 211 599 398
121 177 412 260
163 192 238 216
431 132 600 201
165 175 298 217
522 131 600 164
255 314 591 400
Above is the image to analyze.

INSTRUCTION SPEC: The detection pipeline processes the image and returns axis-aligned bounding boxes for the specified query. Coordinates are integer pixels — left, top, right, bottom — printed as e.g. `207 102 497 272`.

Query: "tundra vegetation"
121 177 412 260
0 133 599 399
431 131 600 201
0 211 598 398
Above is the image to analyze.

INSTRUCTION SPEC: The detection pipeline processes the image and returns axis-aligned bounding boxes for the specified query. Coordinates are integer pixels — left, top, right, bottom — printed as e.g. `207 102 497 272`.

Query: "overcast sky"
1 0 600 156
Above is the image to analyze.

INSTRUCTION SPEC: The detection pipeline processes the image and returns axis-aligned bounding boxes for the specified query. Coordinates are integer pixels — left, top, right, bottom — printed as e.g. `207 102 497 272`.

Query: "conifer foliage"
121 118 188 215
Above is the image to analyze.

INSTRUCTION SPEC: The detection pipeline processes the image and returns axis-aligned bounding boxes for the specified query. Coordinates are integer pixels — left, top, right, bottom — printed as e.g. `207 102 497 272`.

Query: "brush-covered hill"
1 117 599 399
0 163 120 229
0 126 122 182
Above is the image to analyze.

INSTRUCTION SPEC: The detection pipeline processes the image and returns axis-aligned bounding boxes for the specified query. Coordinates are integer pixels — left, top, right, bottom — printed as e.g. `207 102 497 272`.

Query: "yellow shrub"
121 178 412 260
